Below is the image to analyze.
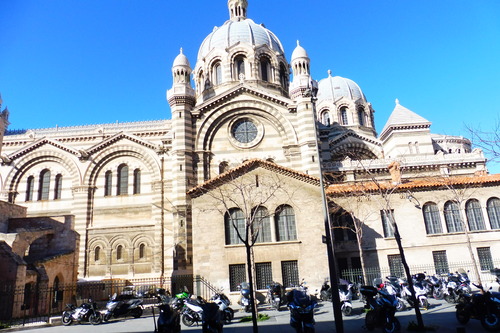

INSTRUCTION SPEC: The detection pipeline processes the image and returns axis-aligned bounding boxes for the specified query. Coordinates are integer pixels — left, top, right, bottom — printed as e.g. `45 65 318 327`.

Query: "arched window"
235 55 245 78
321 111 331 126
116 245 123 260
279 63 288 91
213 62 222 85
219 162 229 174
139 243 145 259
422 202 442 234
225 208 245 245
104 171 112 196
38 169 50 201
444 201 464 232
198 70 204 93
117 164 128 195
275 205 297 241
54 174 62 200
466 199 486 231
358 108 365 126
95 246 101 262
260 57 270 82
253 206 271 243
487 197 500 229
26 176 34 202
339 107 348 125
133 169 141 194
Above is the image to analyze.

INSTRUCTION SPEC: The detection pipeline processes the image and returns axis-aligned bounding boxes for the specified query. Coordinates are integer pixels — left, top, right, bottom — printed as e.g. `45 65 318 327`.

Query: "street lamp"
306 79 344 333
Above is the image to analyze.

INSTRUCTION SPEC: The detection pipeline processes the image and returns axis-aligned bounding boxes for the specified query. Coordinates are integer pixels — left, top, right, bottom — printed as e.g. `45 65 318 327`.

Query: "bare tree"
432 175 484 285
329 195 375 285
193 166 297 333
466 121 500 162
329 159 425 330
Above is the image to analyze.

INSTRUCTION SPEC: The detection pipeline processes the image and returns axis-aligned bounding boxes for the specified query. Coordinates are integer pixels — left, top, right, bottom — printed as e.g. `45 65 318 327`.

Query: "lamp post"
307 80 344 333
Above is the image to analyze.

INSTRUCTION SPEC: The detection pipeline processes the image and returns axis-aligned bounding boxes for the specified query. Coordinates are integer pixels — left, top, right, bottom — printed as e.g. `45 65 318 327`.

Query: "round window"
231 118 258 144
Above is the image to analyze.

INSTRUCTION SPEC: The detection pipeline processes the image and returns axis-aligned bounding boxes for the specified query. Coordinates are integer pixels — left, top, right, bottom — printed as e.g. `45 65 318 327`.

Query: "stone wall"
0 201 26 233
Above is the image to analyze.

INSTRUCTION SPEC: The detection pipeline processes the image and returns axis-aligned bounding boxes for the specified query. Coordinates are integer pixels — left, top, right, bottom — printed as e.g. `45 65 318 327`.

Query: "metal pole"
308 81 344 333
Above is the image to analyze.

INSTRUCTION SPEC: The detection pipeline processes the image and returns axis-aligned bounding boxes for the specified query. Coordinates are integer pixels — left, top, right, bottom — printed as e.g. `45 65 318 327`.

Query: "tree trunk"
245 244 258 333
460 210 482 285
393 222 424 330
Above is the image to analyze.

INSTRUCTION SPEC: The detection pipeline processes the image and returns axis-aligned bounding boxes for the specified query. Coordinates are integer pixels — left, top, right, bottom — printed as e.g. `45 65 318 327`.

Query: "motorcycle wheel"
444 294 455 304
421 298 429 310
481 312 500 332
103 312 112 322
383 317 400 333
89 312 103 325
433 289 444 300
272 299 280 311
396 299 406 312
62 311 73 326
455 308 470 325
365 311 376 331
182 314 196 327
342 305 352 316
224 308 234 322
132 307 143 318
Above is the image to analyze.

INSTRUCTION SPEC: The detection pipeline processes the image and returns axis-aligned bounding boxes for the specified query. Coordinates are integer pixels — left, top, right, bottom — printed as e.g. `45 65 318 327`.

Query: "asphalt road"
5 298 487 333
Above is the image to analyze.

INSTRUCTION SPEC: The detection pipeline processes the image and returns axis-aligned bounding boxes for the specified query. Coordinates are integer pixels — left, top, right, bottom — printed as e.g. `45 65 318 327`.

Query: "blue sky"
1 0 499 170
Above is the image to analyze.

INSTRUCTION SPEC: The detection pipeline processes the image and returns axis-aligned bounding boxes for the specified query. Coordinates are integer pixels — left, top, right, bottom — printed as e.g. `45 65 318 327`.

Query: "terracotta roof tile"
188 159 320 198
326 174 500 195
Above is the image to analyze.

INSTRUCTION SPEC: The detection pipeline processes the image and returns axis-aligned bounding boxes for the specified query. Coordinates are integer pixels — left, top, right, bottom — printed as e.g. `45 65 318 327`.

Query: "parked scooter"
456 283 500 331
153 289 181 333
287 288 317 333
238 282 251 312
61 298 103 326
200 302 224 333
267 282 285 311
360 285 400 333
338 283 353 316
210 293 234 323
103 292 143 321
319 280 332 302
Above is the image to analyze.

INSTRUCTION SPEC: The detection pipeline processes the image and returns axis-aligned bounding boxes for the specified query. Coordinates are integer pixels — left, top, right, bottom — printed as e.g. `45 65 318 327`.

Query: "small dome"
291 41 308 60
197 19 285 61
173 48 191 68
317 71 366 103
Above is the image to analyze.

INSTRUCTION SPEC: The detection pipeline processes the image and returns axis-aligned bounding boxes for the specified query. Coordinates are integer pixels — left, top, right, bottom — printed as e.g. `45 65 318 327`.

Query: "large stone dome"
317 72 366 103
197 1 285 61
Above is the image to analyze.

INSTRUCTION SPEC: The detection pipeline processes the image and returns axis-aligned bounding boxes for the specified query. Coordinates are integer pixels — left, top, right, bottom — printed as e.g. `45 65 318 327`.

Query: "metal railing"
0 274 209 328
340 260 500 286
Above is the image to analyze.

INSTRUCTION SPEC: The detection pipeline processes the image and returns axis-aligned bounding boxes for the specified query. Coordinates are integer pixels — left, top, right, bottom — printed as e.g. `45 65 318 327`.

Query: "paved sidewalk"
4 299 487 333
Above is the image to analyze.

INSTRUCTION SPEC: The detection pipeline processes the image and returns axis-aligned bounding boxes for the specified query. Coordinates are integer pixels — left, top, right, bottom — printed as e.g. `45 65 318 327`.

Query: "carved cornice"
83 132 158 159
5 137 83 162
195 84 291 114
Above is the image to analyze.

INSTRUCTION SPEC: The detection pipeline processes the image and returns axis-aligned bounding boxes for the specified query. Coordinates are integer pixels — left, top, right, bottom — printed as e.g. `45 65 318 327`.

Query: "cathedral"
1 0 499 299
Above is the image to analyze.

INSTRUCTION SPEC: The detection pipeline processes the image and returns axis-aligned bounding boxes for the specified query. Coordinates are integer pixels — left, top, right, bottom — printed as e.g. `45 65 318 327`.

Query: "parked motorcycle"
426 274 446 300
400 273 429 309
319 280 331 302
103 292 143 321
287 288 317 333
238 282 251 312
267 282 285 311
456 283 500 332
153 290 181 333
445 272 471 304
180 296 205 327
360 285 400 333
210 293 234 323
383 277 407 312
61 299 103 326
